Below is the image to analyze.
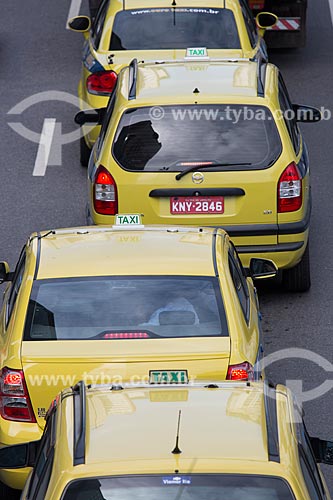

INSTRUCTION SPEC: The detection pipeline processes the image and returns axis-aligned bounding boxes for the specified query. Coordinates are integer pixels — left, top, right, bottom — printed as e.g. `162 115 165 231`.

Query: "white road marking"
66 0 82 29
33 119 57 177
329 0 333 27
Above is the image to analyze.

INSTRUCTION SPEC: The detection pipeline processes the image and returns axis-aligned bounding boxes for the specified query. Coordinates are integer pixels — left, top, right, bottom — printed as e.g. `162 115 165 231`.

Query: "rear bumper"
236 238 307 270
0 418 42 489
217 199 311 237
217 203 310 269
0 467 30 491
78 79 105 148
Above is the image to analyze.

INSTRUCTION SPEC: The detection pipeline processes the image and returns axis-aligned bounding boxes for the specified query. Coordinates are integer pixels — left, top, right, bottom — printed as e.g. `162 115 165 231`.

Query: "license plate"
149 370 188 384
170 196 224 214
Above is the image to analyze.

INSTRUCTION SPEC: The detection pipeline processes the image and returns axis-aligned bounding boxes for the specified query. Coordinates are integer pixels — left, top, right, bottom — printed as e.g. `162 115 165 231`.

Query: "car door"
22 410 56 500
227 244 261 375
0 247 26 343
239 0 266 59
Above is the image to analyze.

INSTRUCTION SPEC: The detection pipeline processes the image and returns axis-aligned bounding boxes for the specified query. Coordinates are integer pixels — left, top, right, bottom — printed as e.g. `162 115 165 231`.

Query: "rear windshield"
112 105 282 172
110 8 241 50
24 276 227 340
62 474 295 500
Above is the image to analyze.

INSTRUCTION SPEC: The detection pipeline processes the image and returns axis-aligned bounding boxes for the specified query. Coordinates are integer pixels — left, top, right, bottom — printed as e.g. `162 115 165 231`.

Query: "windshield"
62 475 296 500
110 8 241 50
112 105 282 172
24 276 227 340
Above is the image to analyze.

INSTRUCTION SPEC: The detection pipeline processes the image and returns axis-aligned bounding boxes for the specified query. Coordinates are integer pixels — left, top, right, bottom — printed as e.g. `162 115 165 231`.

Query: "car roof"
57 382 297 475
84 384 268 465
34 226 225 279
116 60 277 104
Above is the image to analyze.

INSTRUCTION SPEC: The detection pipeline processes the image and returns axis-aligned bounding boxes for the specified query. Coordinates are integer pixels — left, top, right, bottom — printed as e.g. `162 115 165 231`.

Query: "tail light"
227 362 254 381
278 162 302 213
93 165 118 215
248 1 265 9
87 70 117 96
0 367 36 422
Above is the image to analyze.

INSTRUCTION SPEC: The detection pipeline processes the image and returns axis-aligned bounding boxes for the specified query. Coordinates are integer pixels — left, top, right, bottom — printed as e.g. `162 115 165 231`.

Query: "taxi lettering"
150 371 187 384
117 215 140 224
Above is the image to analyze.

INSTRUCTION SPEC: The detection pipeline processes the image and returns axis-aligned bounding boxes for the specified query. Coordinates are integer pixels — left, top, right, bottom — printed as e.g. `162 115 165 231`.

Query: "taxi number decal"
170 196 224 214
162 476 192 485
150 370 188 384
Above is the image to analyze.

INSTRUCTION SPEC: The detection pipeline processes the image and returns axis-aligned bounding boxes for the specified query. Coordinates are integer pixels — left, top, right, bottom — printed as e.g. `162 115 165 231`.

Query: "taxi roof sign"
113 214 144 230
185 47 209 60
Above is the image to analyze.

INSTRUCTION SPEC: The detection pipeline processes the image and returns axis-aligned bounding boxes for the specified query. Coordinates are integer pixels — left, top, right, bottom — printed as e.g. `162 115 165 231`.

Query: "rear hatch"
22 274 230 428
110 103 281 243
22 338 230 428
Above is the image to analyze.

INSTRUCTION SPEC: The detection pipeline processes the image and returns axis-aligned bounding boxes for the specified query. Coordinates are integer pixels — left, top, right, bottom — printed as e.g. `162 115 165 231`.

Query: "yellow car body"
70 0 269 152
0 224 268 490
85 59 320 291
2 382 332 499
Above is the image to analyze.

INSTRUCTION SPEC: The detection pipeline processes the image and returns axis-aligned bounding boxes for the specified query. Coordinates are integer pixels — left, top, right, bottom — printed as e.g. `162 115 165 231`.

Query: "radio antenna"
171 410 182 454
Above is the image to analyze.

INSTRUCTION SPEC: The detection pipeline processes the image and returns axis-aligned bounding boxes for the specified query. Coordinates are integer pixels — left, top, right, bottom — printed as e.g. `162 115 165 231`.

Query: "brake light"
93 165 118 215
0 368 36 422
103 332 149 339
87 70 117 96
278 162 302 213
227 362 254 381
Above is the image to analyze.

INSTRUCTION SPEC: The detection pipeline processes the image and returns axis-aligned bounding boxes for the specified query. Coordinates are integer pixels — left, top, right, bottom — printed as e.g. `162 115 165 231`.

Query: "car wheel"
80 136 91 167
283 243 311 292
0 482 21 500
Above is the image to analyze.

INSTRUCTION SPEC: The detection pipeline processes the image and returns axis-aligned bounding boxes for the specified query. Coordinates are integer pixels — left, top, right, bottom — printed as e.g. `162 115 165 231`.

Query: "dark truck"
248 0 307 48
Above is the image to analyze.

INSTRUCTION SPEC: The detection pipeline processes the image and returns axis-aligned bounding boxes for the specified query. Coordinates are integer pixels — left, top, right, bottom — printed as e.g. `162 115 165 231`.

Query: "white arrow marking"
66 0 82 29
33 119 57 177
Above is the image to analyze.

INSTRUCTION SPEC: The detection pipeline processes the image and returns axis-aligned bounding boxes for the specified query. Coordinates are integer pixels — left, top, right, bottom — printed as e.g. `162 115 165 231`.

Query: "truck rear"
248 0 307 48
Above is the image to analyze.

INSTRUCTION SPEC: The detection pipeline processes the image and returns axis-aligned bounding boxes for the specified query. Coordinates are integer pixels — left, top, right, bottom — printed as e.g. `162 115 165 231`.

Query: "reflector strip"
268 18 301 31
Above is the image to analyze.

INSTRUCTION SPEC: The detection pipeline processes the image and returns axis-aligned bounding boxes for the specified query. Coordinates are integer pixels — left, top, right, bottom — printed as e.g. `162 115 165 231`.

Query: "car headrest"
158 310 196 326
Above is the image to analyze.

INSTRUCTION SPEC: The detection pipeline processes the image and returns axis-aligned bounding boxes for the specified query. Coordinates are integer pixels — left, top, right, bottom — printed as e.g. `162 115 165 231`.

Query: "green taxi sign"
149 370 189 384
185 47 208 60
113 214 144 229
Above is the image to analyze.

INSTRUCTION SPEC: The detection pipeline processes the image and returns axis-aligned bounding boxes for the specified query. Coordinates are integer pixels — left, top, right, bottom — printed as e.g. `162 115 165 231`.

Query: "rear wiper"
175 162 252 181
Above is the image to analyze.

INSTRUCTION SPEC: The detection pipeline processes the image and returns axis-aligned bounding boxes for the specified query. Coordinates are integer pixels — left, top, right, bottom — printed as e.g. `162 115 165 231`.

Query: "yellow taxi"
0 381 332 499
79 58 321 292
0 218 275 491
68 0 276 164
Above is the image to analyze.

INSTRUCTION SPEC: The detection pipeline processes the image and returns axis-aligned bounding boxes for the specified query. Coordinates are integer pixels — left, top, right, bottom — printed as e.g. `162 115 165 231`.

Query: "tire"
0 482 21 500
282 243 311 292
80 136 91 167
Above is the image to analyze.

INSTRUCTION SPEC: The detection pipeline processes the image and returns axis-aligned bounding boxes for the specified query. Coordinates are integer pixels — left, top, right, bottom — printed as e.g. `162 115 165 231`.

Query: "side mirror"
310 437 333 465
256 12 278 29
74 108 106 126
68 16 91 32
249 258 277 280
293 104 322 123
0 440 40 469
0 262 10 284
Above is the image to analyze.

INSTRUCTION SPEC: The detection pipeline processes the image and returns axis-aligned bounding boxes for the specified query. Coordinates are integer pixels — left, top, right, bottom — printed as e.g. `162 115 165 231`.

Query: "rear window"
110 8 240 50
62 474 296 500
112 105 282 172
24 276 227 340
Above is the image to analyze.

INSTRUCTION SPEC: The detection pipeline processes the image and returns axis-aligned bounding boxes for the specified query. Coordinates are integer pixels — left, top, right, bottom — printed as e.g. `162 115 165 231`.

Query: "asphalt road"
0 0 332 495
